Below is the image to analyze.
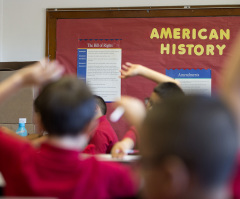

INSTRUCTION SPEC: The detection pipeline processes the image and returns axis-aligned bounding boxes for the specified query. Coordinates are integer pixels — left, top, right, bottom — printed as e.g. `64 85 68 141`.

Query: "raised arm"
0 59 64 104
121 62 180 86
111 96 146 158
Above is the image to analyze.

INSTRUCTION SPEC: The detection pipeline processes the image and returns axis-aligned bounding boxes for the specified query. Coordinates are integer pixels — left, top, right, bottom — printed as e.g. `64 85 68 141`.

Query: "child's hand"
16 59 65 86
120 62 145 79
111 138 134 159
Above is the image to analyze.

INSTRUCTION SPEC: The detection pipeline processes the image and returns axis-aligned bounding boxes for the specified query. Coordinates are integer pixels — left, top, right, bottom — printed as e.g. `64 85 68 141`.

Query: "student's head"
94 95 107 118
140 95 238 199
146 82 184 109
34 76 96 137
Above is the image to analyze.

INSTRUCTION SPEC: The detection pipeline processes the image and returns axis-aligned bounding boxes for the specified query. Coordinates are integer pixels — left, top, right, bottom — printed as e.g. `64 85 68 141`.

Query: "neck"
95 112 103 120
181 186 230 199
47 134 89 151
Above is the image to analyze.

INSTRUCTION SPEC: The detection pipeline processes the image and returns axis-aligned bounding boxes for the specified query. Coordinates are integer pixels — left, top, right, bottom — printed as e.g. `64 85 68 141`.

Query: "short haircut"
153 82 184 100
94 95 107 115
141 95 238 188
34 76 95 137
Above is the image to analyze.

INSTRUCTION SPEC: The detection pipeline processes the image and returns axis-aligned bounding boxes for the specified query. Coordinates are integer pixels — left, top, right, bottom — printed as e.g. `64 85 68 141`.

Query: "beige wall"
1 0 239 61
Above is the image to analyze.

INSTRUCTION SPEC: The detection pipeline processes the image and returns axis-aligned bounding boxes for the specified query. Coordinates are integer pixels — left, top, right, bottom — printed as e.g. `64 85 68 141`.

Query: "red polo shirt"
232 155 240 198
86 115 118 154
123 126 138 148
0 129 137 199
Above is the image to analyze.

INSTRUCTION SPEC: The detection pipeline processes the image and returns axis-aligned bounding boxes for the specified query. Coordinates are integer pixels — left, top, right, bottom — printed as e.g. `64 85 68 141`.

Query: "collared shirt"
0 129 136 199
85 115 118 154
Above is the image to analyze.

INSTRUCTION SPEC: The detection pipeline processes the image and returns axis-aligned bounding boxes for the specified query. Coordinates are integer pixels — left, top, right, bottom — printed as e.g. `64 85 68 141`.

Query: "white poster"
166 69 211 95
77 39 122 102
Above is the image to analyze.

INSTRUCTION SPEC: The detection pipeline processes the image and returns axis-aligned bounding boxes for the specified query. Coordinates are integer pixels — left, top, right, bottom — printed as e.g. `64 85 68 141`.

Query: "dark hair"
34 76 95 137
141 95 238 188
153 82 184 100
94 95 107 115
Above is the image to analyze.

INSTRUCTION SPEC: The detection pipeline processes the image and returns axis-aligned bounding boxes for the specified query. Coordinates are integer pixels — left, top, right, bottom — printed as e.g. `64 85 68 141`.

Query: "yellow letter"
206 45 215 55
220 29 230 40
160 28 173 39
178 44 186 55
186 44 194 55
209 29 219 40
216 44 226 55
160 43 170 54
192 29 197 39
150 28 159 39
172 44 176 55
194 45 204 56
182 28 190 39
173 28 181 39
198 29 207 40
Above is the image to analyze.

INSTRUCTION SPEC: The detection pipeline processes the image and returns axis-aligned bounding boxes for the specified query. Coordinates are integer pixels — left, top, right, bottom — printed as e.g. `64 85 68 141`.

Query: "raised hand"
120 62 144 79
0 58 65 105
17 59 65 86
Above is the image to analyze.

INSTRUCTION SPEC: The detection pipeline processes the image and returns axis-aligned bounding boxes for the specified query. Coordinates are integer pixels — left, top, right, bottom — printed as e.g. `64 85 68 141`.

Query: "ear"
161 156 190 198
82 119 98 138
95 105 103 119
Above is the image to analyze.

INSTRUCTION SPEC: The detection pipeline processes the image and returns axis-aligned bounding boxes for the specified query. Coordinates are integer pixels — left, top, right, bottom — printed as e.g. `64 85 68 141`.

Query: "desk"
26 133 42 140
81 154 140 163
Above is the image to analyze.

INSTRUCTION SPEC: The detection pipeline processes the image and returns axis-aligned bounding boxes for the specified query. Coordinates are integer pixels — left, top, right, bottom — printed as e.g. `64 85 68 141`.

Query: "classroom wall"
0 0 239 62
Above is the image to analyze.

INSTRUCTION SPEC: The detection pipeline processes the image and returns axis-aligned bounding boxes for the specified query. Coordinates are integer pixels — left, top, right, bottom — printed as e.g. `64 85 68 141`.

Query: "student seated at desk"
0 63 137 199
83 95 118 154
111 63 184 158
117 95 238 199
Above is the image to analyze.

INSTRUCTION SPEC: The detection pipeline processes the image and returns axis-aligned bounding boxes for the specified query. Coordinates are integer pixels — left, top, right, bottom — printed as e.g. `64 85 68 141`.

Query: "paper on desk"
81 154 140 163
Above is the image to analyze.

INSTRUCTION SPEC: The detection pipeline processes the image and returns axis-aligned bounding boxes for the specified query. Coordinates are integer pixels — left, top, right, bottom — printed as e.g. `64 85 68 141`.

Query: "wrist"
138 65 149 76
9 72 25 88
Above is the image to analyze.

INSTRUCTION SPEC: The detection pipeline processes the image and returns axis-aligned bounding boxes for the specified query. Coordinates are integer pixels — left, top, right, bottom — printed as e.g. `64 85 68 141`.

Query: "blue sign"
77 49 87 81
166 69 211 79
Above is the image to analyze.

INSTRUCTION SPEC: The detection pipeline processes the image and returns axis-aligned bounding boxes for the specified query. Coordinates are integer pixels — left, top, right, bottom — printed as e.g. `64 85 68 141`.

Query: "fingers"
40 58 48 68
125 62 133 66
120 69 127 78
113 151 126 159
37 60 65 85
122 64 129 70
44 60 65 81
111 147 127 159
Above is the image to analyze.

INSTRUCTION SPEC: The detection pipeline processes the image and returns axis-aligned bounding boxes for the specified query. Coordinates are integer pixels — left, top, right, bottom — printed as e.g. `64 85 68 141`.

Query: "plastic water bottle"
16 118 27 137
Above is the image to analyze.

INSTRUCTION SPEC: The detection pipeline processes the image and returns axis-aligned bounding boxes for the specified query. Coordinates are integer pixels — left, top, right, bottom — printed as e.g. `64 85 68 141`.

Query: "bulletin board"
46 6 240 138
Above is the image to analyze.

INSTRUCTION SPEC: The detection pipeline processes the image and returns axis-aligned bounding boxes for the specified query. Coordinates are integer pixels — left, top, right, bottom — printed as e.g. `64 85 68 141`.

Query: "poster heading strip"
166 69 211 79
79 39 121 48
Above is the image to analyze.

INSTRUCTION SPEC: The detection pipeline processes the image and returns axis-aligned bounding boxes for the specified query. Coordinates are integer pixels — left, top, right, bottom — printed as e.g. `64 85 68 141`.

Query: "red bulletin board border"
46 6 240 139
46 6 240 60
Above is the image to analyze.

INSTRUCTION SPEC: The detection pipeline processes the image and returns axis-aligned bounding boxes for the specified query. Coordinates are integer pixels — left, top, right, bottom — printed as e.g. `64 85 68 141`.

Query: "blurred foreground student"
221 33 240 199
117 95 238 199
83 95 118 154
111 63 184 158
0 63 137 198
